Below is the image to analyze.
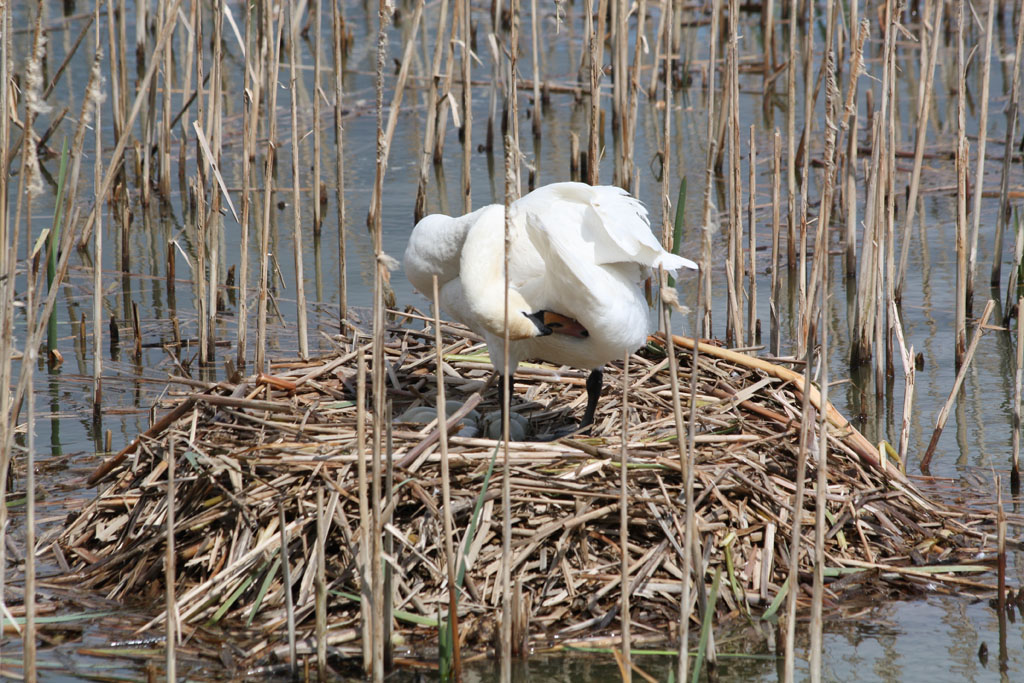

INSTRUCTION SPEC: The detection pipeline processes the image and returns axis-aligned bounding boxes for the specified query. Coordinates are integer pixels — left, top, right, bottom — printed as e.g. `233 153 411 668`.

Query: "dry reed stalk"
1004 212 1024 326
92 10 103 422
992 1 1024 294
372 2 392 677
256 6 283 372
586 0 599 185
611 0 629 189
626 0 646 192
796 0 815 340
139 2 156 210
357 352 371 673
205 0 226 366
785 0 797 270
500 0 522 670
413 0 452 221
176 0 192 145
193 182 209 365
501 147 514 673
460 0 472 211
809 56 840 682
237 2 258 368
843 16 868 279
875 151 887 397
809 312 828 683
21 195 38 683
647 0 666 97
967 0 996 312
619 351 632 680
165 436 176 679
955 0 968 368
434 0 456 165
843 117 856 278
809 301 827 682
432 276 461 678
289 0 309 360
371 0 425 230
530 0 542 141
659 5 673 250
884 25 898 389
612 0 625 149
997 479 1006 621
783 317 817 681
853 0 896 369
485 11 499 161
725 0 743 347
24 324 35 683
104 0 124 143
771 130 781 355
677 277 704 683
595 0 608 100
313 0 323 237
316 486 327 679
53 45 103 264
805 50 838 340
14 21 44 674
657 309 687 670
384 410 395 673
700 0 722 337
0 0 12 525
921 300 996 471
332 0 348 322
748 125 757 346
891 301 914 465
700 143 716 337
1015 296 1024 491
278 501 297 677
763 0 775 86
158 0 171 200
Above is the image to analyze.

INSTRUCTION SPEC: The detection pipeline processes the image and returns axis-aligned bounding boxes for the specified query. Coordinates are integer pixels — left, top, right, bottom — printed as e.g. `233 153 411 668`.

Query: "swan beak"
541 311 590 339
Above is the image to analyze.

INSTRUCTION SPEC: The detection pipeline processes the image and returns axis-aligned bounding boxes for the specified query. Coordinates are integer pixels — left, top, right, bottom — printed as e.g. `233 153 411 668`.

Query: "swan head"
487 290 554 340
481 291 590 341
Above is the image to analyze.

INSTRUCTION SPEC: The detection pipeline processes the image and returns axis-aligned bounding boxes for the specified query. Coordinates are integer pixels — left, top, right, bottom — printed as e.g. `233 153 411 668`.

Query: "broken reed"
55 317 1011 676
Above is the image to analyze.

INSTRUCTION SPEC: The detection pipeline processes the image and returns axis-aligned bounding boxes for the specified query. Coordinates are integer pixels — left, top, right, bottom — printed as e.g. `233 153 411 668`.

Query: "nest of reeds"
53 314 998 667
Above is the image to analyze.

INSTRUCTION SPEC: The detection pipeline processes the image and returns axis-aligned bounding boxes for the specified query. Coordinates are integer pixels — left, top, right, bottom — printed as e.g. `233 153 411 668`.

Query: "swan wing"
514 183 698 274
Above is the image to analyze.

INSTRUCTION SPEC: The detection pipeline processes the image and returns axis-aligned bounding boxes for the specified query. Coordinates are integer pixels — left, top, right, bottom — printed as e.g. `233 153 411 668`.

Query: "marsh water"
4 0 1024 679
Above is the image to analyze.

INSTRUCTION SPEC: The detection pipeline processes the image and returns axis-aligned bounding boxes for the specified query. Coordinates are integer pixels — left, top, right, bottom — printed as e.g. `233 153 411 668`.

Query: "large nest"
53 314 997 667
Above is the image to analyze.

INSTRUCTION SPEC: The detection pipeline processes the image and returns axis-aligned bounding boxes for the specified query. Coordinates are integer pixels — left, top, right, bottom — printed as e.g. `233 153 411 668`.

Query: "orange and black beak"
541 311 589 338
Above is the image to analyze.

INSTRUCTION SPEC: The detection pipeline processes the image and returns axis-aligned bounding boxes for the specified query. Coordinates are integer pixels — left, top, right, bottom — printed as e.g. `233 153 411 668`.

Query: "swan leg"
498 372 515 422
580 368 603 429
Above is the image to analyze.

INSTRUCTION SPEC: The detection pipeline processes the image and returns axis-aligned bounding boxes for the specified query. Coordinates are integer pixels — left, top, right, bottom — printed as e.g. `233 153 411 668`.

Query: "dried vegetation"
52 315 1000 666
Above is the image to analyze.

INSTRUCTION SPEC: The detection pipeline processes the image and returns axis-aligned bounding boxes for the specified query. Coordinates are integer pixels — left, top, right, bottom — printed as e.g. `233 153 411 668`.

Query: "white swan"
404 182 697 429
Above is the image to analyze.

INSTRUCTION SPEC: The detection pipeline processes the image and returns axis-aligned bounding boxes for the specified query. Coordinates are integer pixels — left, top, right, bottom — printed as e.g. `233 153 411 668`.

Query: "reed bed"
49 315 1002 671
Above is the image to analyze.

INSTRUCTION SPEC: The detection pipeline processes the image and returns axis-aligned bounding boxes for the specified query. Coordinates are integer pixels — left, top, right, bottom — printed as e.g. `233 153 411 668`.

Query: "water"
3 0 1024 678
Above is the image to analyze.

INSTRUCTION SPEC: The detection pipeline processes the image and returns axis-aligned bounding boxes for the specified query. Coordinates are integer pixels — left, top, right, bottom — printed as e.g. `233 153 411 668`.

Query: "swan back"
404 206 493 297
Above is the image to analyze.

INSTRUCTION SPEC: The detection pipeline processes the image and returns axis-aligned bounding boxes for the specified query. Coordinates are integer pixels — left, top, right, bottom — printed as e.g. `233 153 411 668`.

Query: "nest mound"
55 316 996 667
